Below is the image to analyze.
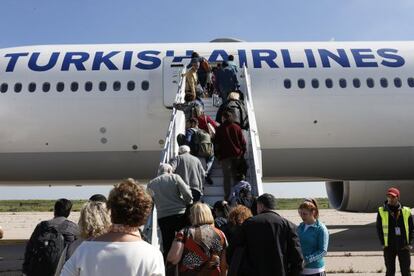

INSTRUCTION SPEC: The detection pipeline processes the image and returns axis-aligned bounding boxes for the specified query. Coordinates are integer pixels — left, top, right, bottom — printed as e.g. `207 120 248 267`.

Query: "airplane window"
42 82 51 92
113 81 121 91
298 79 305 89
14 83 22 93
28 82 36 93
325 79 333 88
408 78 414 88
380 78 388 88
127 81 136 91
394 78 402 88
353 78 361 88
311 79 319 89
57 82 65 92
71 82 79 92
339 79 347 88
367 78 375 88
99 81 107 92
141 81 150 91
85 81 93 92
0 83 7 93
283 79 291 89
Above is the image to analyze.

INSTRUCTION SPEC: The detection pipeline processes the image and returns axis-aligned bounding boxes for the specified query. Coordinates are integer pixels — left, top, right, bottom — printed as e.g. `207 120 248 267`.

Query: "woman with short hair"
61 179 165 276
66 200 111 258
297 198 329 276
55 201 112 275
167 202 227 276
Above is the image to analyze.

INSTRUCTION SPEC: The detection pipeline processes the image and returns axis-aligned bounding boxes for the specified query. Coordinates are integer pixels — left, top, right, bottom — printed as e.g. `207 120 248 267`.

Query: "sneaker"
205 175 213 185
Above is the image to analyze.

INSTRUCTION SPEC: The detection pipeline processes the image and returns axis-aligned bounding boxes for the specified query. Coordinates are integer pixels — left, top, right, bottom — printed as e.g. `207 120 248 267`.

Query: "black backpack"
25 221 66 276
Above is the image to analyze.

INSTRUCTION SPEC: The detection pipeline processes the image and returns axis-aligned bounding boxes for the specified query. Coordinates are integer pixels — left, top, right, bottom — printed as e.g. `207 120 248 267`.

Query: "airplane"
1 40 414 212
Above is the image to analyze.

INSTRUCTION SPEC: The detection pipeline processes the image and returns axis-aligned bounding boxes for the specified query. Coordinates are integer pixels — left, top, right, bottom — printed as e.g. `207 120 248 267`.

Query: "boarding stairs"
144 67 263 246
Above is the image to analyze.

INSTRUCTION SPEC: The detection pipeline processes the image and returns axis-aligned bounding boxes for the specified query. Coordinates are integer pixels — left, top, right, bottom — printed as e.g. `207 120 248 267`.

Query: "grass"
276 198 330 210
0 200 87 212
0 198 330 212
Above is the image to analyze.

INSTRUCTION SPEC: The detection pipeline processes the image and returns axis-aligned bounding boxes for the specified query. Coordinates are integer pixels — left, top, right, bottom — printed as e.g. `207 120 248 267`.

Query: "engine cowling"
325 180 414 212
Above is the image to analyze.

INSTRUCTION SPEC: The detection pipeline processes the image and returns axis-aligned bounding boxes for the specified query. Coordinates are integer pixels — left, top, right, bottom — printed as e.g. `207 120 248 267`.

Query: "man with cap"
227 193 303 276
376 187 414 276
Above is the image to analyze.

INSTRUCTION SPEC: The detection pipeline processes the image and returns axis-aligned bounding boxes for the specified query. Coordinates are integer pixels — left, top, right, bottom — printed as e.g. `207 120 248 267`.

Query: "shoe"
205 175 213 185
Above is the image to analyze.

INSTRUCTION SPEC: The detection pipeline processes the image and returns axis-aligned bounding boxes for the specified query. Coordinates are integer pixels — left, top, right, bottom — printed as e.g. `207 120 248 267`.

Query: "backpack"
192 129 214 157
227 101 249 130
25 221 66 276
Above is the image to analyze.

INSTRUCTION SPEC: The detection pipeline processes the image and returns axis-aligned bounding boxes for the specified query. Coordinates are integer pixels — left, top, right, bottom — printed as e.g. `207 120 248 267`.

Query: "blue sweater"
297 220 329 269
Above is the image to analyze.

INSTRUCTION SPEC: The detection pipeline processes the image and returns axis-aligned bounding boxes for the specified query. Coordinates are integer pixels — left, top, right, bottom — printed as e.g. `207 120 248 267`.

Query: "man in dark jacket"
376 187 414 276
228 193 303 276
23 198 79 276
217 61 239 100
214 110 246 200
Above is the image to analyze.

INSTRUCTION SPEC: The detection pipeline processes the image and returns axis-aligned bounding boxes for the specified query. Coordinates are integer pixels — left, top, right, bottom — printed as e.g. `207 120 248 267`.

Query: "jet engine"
325 180 414 212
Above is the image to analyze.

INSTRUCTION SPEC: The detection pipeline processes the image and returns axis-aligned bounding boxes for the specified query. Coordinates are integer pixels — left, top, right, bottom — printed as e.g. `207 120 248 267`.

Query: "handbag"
204 116 216 138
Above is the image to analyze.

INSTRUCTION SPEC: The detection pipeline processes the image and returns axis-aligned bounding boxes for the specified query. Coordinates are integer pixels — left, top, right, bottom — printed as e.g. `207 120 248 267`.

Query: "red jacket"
197 115 218 134
214 121 246 160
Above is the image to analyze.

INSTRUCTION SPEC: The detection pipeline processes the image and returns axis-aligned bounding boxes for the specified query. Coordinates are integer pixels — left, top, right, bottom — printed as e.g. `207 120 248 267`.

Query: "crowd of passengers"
19 182 414 276
174 52 248 201
20 184 328 276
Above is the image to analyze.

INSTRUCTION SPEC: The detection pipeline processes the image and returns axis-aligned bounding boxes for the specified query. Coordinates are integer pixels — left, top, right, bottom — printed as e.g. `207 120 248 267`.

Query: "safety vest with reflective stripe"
378 206 411 247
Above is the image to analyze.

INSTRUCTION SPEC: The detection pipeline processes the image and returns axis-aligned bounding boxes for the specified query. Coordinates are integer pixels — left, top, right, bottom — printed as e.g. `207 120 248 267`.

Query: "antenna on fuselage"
209 38 244 42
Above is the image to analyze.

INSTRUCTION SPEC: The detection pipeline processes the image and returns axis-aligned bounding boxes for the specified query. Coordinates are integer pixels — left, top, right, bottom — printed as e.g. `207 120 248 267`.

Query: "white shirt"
60 241 165 276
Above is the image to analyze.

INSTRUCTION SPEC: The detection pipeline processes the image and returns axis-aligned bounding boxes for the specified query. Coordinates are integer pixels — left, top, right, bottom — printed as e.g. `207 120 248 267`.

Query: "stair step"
203 185 224 196
204 176 224 186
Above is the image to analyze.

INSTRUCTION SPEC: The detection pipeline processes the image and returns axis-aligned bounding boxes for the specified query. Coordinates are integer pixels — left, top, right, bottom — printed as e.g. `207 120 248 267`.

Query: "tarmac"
0 210 412 275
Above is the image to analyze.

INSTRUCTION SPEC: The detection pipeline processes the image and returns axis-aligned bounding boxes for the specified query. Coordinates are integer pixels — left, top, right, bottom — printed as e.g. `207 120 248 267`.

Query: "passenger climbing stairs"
144 66 263 246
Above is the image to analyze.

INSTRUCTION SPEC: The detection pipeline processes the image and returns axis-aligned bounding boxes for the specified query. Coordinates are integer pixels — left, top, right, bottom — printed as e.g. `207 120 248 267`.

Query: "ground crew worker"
376 187 414 276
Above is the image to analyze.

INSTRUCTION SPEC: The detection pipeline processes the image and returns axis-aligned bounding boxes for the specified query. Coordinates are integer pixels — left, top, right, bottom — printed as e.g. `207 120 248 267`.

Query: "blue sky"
0 0 413 49
0 1 411 199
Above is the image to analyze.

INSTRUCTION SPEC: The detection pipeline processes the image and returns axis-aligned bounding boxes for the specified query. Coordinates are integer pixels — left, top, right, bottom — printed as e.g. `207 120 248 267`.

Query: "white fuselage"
0 41 413 183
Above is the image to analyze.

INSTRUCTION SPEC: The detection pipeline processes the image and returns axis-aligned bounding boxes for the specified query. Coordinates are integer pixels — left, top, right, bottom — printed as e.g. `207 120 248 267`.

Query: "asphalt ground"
0 210 412 275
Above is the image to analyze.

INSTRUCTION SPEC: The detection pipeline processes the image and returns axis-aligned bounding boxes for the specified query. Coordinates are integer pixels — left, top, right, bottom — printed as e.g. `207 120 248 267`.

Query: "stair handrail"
243 66 264 196
144 68 187 247
160 69 187 164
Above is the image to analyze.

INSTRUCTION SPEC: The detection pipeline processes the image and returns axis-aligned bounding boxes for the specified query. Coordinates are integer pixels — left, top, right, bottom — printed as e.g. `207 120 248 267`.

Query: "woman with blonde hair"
55 200 112 275
61 179 164 276
66 200 112 258
297 198 329 276
167 202 227 276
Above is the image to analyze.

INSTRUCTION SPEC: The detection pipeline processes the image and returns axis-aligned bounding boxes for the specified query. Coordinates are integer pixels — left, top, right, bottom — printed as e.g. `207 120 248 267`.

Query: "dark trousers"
384 246 411 276
158 214 187 259
221 157 237 200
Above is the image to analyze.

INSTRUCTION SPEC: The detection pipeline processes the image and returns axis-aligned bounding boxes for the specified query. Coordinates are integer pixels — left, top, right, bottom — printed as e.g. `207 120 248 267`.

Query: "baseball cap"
387 187 400 198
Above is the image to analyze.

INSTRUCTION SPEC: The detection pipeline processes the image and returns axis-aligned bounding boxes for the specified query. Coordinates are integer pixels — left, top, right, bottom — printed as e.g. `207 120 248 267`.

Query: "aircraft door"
163 56 189 107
